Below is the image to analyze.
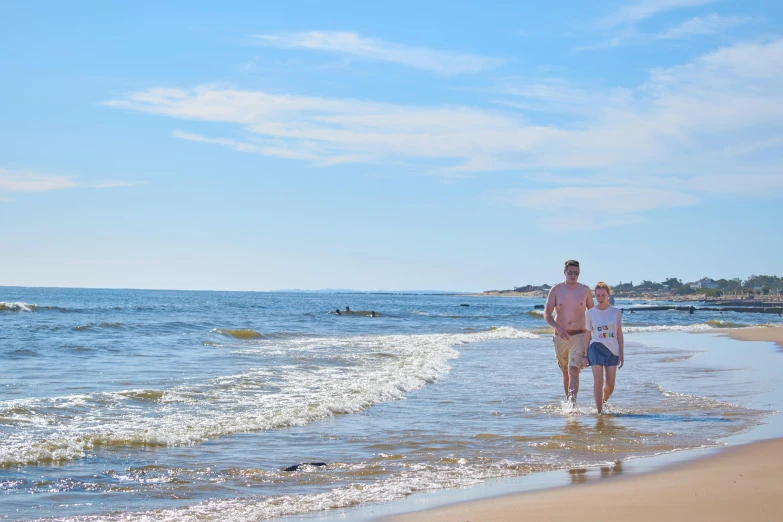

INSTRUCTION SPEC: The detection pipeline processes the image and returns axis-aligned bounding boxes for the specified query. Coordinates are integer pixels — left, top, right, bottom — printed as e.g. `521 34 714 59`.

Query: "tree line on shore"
509 275 782 298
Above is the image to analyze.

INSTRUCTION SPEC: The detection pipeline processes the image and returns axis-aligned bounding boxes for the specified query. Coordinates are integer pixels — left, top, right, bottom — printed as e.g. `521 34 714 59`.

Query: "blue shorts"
588 342 619 367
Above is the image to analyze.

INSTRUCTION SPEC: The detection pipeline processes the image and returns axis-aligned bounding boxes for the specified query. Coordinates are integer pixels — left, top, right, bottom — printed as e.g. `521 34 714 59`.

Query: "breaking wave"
0 327 537 467
212 328 265 339
0 302 36 312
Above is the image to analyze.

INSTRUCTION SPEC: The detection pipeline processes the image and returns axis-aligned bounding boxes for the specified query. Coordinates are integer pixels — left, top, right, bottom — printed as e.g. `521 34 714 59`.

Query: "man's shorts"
553 332 589 371
587 342 620 367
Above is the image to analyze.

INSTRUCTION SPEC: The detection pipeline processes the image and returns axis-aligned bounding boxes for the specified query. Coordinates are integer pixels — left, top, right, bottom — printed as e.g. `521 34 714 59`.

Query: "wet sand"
383 437 783 522
720 325 783 350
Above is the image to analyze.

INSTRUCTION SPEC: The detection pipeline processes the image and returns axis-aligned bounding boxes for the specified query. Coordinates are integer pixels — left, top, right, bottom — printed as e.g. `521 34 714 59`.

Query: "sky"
1 0 782 292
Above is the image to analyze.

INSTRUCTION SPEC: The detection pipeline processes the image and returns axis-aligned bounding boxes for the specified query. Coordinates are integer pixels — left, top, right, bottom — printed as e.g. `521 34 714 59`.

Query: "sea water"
1 288 781 520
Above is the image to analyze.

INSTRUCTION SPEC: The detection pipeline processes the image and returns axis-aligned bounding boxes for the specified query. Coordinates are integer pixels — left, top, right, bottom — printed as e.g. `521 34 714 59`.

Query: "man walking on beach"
544 260 594 405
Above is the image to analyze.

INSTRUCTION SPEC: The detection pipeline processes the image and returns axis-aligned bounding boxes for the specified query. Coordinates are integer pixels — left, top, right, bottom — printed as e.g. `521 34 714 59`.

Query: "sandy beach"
382 327 783 522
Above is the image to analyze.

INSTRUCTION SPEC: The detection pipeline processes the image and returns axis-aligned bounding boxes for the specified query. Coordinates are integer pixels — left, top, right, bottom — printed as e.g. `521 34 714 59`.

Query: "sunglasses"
566 270 580 276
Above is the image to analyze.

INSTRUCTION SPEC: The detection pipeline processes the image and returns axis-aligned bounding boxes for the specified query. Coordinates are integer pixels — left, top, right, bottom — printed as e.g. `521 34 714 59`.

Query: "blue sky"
2 0 782 291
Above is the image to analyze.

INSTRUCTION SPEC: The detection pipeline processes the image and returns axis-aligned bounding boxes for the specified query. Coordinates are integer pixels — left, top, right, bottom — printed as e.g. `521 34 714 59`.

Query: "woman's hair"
595 281 611 295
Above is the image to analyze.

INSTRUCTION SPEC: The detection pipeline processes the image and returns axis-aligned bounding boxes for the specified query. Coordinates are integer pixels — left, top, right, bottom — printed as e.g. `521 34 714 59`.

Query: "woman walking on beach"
586 282 624 414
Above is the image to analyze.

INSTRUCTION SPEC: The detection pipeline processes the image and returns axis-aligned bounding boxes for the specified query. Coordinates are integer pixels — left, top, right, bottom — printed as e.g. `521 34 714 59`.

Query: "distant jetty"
623 303 783 314
530 301 783 314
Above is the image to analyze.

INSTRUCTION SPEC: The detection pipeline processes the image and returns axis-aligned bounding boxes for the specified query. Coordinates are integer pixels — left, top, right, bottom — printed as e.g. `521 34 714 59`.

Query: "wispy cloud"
106 38 783 229
576 13 752 51
0 170 76 192
658 13 753 39
578 0 752 52
0 169 146 196
253 31 506 74
108 89 557 170
600 0 718 28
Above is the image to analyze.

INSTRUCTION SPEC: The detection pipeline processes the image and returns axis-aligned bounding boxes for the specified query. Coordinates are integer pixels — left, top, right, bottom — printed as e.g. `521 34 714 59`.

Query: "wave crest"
0 327 537 468
212 328 265 339
0 302 37 312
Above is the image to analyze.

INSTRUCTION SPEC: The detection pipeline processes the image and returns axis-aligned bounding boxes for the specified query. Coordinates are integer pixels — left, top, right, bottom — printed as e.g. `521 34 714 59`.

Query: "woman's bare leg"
603 365 618 403
592 365 604 413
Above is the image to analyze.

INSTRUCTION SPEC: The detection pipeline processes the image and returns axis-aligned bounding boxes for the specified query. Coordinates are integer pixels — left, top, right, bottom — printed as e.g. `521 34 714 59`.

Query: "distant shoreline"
463 291 783 302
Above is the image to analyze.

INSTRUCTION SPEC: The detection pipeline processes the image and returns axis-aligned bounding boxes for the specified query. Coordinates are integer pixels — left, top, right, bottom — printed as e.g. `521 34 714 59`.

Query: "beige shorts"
553 332 589 371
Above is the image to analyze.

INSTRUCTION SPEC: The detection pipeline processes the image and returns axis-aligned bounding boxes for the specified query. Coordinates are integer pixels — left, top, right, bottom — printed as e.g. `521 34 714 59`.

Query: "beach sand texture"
722 325 783 350
385 437 783 522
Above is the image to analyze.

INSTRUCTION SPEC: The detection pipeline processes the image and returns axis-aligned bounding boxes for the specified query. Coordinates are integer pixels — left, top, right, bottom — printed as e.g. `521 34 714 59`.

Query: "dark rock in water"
534 304 544 309
282 462 327 472
460 304 470 307
329 310 381 317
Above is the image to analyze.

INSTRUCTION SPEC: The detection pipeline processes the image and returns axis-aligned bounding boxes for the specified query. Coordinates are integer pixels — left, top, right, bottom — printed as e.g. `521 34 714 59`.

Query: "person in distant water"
544 260 595 404
345 306 351 312
586 282 624 414
335 309 342 316
370 311 376 317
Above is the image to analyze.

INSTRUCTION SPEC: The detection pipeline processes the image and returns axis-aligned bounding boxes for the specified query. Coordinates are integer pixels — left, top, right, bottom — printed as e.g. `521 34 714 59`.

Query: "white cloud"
658 14 753 39
108 87 560 170
576 13 752 51
601 0 718 28
0 170 76 192
578 1 751 52
106 39 783 229
0 169 145 195
253 31 506 74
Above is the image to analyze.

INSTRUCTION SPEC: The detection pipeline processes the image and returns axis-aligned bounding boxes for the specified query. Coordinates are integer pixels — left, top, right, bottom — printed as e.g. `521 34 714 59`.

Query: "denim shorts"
588 342 619 367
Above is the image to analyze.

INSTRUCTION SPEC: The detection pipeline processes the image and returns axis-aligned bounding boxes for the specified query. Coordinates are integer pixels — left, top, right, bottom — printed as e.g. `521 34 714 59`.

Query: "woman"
585 282 624 413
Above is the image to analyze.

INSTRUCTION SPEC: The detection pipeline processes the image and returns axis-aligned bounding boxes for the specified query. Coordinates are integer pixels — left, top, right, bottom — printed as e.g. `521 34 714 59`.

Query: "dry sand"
383 327 783 522
384 437 783 522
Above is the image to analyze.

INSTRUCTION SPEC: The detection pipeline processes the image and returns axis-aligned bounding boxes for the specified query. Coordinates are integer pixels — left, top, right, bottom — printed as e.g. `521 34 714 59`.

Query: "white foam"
0 327 538 467
623 323 715 333
0 301 36 312
61 459 554 522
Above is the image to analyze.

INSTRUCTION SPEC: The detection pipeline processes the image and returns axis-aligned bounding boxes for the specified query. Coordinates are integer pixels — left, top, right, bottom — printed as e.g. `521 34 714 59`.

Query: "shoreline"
280 328 783 522
719 324 783 350
462 291 783 303
383 437 783 522
370 326 783 522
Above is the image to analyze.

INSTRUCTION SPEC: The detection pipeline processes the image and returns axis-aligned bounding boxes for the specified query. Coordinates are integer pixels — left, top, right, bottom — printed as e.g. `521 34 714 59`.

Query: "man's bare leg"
561 368 569 398
567 365 580 402
603 366 617 403
592 365 605 413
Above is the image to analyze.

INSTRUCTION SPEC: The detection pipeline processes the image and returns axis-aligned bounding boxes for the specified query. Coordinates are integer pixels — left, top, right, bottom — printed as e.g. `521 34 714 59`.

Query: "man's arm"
544 286 569 340
583 309 592 365
585 285 595 310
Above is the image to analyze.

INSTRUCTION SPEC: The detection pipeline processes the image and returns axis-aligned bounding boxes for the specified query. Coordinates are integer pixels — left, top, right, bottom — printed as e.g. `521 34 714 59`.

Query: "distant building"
690 277 718 290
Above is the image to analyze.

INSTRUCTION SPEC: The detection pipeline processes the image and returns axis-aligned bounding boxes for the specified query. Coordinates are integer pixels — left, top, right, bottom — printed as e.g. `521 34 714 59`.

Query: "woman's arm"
617 324 624 368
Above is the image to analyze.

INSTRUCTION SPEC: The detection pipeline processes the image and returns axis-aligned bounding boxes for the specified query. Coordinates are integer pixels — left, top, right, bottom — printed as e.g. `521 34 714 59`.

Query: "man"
544 260 594 404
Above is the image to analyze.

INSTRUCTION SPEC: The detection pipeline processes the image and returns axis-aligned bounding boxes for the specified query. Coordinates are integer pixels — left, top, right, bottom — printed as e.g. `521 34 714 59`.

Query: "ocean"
1 288 781 521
